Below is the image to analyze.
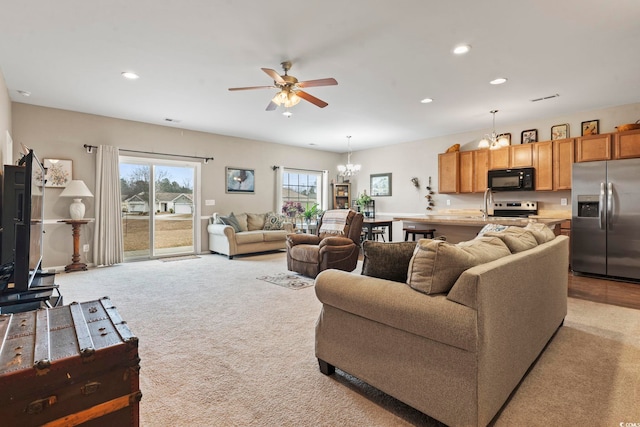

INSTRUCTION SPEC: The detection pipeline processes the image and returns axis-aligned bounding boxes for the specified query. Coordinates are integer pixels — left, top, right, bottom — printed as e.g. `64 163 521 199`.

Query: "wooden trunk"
0 297 141 426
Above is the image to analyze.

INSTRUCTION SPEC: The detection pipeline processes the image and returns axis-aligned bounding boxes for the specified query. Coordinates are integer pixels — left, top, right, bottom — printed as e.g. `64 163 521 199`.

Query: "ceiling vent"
531 93 560 102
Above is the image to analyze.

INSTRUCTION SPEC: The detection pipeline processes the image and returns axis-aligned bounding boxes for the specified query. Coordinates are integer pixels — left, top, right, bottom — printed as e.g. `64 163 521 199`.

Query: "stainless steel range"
491 201 538 218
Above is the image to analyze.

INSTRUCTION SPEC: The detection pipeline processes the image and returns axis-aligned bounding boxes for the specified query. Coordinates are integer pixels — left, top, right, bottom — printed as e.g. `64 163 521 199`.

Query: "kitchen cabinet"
510 144 533 168
532 141 553 191
459 151 474 193
576 133 612 162
473 150 489 193
488 147 509 170
438 152 460 194
614 128 640 159
332 183 351 209
553 138 574 190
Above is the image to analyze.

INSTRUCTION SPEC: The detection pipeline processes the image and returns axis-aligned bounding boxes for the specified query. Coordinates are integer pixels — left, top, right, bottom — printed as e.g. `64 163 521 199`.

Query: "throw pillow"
476 223 508 237
406 237 510 295
524 222 556 244
483 226 538 253
219 213 242 233
263 212 287 230
361 241 418 283
233 212 248 232
246 213 266 231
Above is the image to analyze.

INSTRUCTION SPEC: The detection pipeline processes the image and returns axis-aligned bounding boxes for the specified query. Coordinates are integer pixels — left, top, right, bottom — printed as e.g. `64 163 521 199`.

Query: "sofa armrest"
318 236 354 248
287 233 322 246
207 223 236 239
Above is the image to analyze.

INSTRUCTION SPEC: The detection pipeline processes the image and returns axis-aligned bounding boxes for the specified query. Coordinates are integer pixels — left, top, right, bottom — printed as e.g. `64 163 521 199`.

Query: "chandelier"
478 110 510 150
337 136 361 177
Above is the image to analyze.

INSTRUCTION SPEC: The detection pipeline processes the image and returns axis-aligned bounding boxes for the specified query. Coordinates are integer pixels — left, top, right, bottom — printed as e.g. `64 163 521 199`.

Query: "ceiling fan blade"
297 78 338 88
266 100 278 111
296 90 328 108
228 85 275 91
261 68 286 85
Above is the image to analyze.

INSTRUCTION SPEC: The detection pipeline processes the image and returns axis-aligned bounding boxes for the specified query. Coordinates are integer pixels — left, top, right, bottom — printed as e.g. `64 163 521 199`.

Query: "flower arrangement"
282 201 304 218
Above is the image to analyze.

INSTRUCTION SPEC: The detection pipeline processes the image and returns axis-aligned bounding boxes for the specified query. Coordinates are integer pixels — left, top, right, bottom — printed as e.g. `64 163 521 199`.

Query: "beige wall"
0 69 11 165
9 94 640 264
11 103 342 268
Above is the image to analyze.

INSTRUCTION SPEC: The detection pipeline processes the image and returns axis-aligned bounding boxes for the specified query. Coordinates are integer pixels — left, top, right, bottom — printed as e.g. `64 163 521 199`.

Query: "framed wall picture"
581 119 599 136
44 159 72 187
521 129 538 144
370 173 392 197
497 133 511 145
551 124 569 140
226 167 255 193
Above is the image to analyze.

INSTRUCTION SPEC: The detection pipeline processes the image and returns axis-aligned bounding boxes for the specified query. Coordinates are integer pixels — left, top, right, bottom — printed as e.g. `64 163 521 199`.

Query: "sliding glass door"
120 156 200 260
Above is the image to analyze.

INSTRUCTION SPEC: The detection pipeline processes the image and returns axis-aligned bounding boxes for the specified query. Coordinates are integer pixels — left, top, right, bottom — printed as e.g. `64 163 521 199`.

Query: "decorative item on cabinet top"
615 120 640 132
581 119 599 136
551 123 569 140
445 143 460 153
521 129 538 144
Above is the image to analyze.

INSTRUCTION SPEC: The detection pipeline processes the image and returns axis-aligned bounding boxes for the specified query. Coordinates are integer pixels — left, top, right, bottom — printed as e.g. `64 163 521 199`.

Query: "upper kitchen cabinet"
532 141 553 191
614 128 640 159
488 147 509 170
553 138 574 190
473 150 489 193
510 144 534 168
576 133 612 162
438 152 460 194
459 151 474 193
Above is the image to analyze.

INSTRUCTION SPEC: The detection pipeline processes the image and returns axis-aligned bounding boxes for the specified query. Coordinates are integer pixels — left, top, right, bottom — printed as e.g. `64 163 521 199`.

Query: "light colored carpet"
56 252 640 426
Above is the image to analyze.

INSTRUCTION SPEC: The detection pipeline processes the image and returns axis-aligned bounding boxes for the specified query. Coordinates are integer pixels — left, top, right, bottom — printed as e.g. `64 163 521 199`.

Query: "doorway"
119 156 200 260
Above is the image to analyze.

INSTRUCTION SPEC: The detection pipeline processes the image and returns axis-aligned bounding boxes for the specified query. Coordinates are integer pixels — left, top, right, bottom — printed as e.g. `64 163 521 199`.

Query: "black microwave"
487 167 535 191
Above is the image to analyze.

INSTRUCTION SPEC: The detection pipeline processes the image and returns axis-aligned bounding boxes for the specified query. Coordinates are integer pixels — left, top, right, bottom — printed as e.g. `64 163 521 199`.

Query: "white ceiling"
1 0 639 153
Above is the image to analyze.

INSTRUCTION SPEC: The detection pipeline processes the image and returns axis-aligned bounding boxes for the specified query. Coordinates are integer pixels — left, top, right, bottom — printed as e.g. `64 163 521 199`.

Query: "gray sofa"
314 226 568 426
207 212 294 259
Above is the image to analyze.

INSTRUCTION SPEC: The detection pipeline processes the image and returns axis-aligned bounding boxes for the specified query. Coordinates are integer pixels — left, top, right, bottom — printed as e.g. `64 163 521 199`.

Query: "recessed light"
490 77 508 85
453 44 471 55
17 90 31 97
121 71 140 80
420 98 434 104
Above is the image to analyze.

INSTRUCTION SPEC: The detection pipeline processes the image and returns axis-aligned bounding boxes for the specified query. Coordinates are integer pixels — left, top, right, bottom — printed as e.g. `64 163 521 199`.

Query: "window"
281 169 325 213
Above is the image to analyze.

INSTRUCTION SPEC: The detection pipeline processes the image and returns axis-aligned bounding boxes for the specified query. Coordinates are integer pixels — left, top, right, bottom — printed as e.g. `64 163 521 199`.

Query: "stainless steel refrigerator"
572 158 640 280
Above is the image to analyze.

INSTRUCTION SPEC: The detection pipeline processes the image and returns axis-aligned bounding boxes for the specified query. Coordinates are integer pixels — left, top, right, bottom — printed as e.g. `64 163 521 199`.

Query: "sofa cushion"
235 230 265 245
361 241 417 283
234 212 249 232
219 213 242 232
263 212 287 230
525 222 556 244
483 226 538 253
264 229 289 241
246 213 266 231
406 237 510 295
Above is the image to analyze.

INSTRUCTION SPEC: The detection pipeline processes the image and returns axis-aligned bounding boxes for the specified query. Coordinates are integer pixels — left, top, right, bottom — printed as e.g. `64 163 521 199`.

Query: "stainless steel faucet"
482 188 493 219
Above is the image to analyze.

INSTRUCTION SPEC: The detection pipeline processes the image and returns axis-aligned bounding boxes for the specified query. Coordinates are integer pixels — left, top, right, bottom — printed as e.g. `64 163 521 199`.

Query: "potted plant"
356 191 373 217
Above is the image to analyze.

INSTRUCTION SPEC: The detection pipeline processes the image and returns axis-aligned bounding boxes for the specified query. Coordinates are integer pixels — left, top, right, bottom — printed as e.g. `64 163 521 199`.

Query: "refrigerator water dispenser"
577 195 599 218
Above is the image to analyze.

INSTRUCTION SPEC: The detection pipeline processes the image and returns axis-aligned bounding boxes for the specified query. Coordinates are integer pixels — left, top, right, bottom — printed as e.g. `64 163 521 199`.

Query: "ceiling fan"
228 61 338 111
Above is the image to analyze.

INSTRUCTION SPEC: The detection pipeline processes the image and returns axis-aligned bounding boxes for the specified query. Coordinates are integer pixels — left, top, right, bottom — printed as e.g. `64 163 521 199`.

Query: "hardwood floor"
568 272 640 310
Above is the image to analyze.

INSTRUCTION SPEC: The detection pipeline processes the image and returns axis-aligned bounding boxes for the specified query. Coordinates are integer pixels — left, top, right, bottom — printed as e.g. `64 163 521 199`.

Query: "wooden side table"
59 219 90 272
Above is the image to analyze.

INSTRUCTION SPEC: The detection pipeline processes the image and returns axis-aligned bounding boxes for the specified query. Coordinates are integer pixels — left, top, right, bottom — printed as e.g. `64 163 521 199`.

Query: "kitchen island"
393 215 565 243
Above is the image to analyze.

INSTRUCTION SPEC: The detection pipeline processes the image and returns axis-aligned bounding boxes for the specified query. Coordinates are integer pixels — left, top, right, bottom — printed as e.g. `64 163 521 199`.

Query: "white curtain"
274 165 284 212
92 145 124 266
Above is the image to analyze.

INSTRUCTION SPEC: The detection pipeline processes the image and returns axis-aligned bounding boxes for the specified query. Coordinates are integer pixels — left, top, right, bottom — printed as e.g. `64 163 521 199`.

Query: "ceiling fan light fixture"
283 110 292 118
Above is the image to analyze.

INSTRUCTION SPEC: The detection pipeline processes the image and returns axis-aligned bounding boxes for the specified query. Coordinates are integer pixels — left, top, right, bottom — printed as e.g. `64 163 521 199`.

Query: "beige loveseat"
207 212 294 259
315 225 568 426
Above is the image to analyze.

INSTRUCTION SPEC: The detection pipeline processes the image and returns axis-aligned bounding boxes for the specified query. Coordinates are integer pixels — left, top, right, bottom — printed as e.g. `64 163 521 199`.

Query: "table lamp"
59 180 94 220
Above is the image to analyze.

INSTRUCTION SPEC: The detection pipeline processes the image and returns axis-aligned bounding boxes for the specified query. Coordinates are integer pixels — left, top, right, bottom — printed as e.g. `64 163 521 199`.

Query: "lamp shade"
59 180 93 220
59 180 94 198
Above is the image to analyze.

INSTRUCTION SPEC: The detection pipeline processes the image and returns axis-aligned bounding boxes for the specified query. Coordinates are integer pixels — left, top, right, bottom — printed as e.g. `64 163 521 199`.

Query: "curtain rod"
271 166 327 173
83 144 214 163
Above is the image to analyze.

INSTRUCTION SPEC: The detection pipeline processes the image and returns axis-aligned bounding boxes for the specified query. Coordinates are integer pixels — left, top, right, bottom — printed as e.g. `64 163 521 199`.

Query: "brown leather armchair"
286 209 364 278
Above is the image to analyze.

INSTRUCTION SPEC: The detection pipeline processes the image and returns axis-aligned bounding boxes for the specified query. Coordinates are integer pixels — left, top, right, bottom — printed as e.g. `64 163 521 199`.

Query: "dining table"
361 216 397 241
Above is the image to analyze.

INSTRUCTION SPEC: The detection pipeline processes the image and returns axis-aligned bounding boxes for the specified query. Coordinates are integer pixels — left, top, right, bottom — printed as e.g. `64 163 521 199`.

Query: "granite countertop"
393 215 565 228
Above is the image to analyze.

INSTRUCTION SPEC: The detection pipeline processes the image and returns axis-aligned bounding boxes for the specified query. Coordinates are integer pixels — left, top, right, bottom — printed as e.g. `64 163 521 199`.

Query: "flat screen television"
0 149 46 292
